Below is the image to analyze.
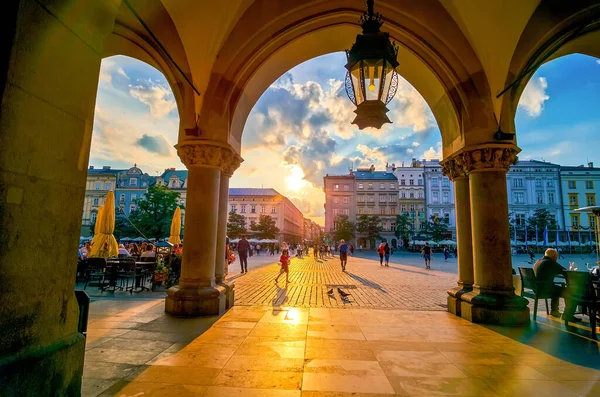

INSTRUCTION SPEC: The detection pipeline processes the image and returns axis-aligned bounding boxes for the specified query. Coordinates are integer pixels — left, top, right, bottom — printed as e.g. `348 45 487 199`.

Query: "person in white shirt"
140 244 156 258
118 244 131 257
81 242 91 258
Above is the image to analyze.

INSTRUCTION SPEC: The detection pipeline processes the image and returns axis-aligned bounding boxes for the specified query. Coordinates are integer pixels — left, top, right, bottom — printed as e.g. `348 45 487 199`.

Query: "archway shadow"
345 271 387 293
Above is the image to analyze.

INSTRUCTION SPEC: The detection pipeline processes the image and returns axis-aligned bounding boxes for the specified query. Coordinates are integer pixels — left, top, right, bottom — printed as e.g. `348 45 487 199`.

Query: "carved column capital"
223 153 243 177
176 140 243 173
442 145 520 179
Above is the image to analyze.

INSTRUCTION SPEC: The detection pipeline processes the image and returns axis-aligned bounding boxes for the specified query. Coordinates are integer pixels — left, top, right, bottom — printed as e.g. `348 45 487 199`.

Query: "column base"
460 290 530 326
165 284 226 317
217 280 235 310
447 286 472 316
0 333 85 396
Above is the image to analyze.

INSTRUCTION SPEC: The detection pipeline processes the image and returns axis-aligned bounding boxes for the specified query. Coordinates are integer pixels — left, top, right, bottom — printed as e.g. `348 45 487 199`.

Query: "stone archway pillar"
447 145 529 325
214 156 242 309
166 140 238 317
441 160 473 316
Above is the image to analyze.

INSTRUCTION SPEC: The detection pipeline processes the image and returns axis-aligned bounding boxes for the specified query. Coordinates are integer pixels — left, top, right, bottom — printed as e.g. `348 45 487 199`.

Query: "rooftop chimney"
89 166 94 170
589 162 594 168
102 166 110 170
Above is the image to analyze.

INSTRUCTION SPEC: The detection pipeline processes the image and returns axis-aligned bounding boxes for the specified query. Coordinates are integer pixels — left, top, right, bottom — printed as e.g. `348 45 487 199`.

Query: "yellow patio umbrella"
169 207 182 244
93 205 104 236
88 191 119 258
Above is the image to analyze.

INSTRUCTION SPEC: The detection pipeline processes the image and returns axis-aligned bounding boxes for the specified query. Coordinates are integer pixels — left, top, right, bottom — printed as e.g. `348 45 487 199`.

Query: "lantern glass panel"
381 61 394 103
350 65 365 105
362 59 384 101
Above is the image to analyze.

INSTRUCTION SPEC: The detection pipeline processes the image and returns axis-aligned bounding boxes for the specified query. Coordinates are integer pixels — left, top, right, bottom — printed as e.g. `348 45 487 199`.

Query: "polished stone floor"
83 296 600 396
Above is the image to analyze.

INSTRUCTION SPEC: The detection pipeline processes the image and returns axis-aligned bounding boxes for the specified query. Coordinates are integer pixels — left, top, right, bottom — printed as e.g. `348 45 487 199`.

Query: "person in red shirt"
275 244 290 284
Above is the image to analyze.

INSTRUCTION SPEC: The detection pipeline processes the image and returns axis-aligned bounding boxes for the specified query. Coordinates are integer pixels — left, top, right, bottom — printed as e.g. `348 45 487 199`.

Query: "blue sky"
90 53 600 224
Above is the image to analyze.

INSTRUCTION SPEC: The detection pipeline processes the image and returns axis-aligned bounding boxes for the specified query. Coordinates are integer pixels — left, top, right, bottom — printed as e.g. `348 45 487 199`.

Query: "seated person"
140 244 156 258
533 248 579 321
118 244 131 257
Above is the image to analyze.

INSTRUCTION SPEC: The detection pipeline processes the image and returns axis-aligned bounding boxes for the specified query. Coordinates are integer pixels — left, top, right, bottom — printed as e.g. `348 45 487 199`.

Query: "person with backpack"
384 242 390 267
377 242 385 266
338 239 349 271
421 242 432 269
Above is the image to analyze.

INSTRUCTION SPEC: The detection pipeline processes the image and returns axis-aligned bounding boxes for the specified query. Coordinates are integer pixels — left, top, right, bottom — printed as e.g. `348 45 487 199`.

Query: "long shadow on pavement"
345 271 387 293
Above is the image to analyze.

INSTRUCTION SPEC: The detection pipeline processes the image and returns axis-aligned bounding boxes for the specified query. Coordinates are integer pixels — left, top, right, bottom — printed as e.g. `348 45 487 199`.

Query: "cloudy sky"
90 53 600 225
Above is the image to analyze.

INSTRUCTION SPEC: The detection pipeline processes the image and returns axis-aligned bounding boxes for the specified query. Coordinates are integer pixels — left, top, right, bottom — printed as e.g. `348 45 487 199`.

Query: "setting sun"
285 166 307 192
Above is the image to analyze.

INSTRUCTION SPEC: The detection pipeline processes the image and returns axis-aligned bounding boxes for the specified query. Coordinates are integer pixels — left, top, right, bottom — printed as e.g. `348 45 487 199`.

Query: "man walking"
339 239 348 271
237 235 250 273
421 242 432 269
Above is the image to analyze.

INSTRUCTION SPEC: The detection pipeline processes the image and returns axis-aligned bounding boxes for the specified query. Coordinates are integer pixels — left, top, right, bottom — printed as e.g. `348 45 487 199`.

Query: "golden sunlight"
285 166 307 192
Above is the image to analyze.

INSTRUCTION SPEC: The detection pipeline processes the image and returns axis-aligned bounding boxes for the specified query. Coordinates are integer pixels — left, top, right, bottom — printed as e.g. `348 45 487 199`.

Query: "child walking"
275 243 290 284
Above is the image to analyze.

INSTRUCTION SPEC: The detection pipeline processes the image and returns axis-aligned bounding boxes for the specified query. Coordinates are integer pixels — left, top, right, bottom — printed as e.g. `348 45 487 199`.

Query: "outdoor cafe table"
105 259 154 292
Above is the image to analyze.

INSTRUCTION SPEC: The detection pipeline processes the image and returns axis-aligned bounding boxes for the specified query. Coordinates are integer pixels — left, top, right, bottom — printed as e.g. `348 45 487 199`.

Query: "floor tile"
455 364 550 380
387 376 494 396
82 361 140 380
305 347 376 361
81 378 119 397
378 361 466 378
487 379 580 397
84 348 161 365
122 365 220 385
97 380 206 396
302 373 395 394
226 355 305 372
147 351 231 368
203 386 301 396
213 369 303 390
303 359 385 375
559 380 600 396
94 338 174 352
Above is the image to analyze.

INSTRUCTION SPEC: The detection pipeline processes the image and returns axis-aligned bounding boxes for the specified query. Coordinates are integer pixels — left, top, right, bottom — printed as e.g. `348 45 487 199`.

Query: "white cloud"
99 58 130 85
422 142 443 161
596 59 600 65
129 81 177 119
518 77 549 117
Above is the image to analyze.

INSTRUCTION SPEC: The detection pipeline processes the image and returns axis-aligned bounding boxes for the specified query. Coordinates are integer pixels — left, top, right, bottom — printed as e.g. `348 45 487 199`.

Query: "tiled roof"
354 171 397 180
88 168 126 175
229 188 280 196
561 166 600 171
160 170 189 181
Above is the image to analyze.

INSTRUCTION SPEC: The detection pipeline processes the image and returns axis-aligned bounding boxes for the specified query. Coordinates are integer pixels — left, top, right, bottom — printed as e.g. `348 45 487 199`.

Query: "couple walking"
378 242 391 266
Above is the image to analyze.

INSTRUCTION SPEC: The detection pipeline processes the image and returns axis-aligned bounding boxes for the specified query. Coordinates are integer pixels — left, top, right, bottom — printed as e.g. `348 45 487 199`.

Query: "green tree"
250 214 280 239
227 210 247 238
127 185 183 240
394 213 412 240
526 209 557 230
333 214 355 242
113 215 137 239
422 215 449 243
356 215 382 248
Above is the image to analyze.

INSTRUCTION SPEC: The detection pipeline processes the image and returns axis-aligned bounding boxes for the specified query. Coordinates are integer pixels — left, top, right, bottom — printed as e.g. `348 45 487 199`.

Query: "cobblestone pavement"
226 254 456 310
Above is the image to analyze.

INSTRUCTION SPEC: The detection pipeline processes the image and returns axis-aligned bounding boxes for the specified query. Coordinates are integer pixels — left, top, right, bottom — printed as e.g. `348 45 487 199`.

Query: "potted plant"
153 259 169 289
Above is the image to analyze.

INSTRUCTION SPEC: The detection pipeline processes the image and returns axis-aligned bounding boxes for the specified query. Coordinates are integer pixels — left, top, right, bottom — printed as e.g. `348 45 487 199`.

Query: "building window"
343 197 349 204
401 204 407 211
93 198 99 206
367 195 374 203
343 209 349 215
409 192 414 198
368 183 373 189
129 178 138 187
513 178 523 188
513 192 524 204
536 192 544 204
129 204 136 212
251 205 256 213
569 194 578 208
367 208 373 215
379 195 386 202
432 191 439 203
261 205 267 213
380 208 386 215
231 205 237 213
416 179 422 185
568 181 576 189
442 178 449 187
390 183 395 189
390 208 396 215
389 195 396 202
333 184 339 191
410 204 415 212
95 183 101 190
358 195 365 202
442 192 449 204
391 222 396 231
380 183 385 189
272 206 277 214
546 180 554 188
333 209 340 216
590 215 596 228
333 197 339 204
119 194 125 202
105 183 111 190
131 194 136 202
571 214 580 229
535 179 543 188
586 194 596 206
343 184 349 191
548 192 555 204
431 178 439 187
418 191 424 199
586 181 594 189
401 192 406 198
358 183 364 189
400 179 406 185
91 212 97 223
444 213 450 224
241 204 246 213
358 208 364 214
515 214 526 226
409 179 414 185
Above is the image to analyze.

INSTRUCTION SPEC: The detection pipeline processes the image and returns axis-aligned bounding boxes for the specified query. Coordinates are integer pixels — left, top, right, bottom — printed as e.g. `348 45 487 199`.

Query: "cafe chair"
117 258 138 294
84 258 107 291
564 271 599 339
518 267 552 320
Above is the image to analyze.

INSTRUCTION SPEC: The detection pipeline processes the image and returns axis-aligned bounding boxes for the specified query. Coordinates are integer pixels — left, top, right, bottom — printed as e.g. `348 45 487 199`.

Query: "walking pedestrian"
256 244 261 256
349 244 354 256
237 235 250 273
443 247 449 262
384 242 390 266
378 242 385 266
275 244 290 284
339 239 349 271
421 242 432 269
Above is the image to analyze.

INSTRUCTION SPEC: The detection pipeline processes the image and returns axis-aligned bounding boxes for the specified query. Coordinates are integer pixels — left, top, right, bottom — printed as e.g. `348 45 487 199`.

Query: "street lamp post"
344 0 399 129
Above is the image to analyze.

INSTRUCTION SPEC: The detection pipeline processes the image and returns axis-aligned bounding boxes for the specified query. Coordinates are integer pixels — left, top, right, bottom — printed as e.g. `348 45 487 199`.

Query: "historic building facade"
388 160 426 235
228 188 304 244
560 163 600 231
81 166 119 236
423 159 456 237
323 173 356 242
115 165 154 217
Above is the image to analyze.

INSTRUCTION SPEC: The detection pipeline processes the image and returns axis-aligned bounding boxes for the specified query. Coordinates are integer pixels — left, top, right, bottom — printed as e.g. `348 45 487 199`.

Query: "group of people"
78 241 182 262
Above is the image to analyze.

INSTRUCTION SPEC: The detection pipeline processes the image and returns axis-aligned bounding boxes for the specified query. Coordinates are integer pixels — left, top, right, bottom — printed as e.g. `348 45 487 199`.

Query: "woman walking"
384 242 390 267
275 243 290 284
378 242 385 266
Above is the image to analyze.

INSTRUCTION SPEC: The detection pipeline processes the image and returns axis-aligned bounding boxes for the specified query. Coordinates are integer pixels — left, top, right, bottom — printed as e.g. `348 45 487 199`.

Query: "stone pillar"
441 160 473 316
166 140 239 317
214 156 242 309
453 146 529 325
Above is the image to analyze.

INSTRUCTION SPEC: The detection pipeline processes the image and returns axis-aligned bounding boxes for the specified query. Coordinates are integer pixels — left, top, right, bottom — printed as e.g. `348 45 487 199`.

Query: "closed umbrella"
94 205 104 236
168 207 182 244
88 192 118 258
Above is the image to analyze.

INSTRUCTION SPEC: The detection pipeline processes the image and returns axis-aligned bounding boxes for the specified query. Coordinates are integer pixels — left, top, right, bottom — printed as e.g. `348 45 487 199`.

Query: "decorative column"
214 155 243 309
166 140 238 317
441 162 473 316
452 145 529 325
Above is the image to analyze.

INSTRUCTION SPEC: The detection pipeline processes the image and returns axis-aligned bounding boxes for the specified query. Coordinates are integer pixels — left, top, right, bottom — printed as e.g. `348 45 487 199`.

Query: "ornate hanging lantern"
345 0 399 129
